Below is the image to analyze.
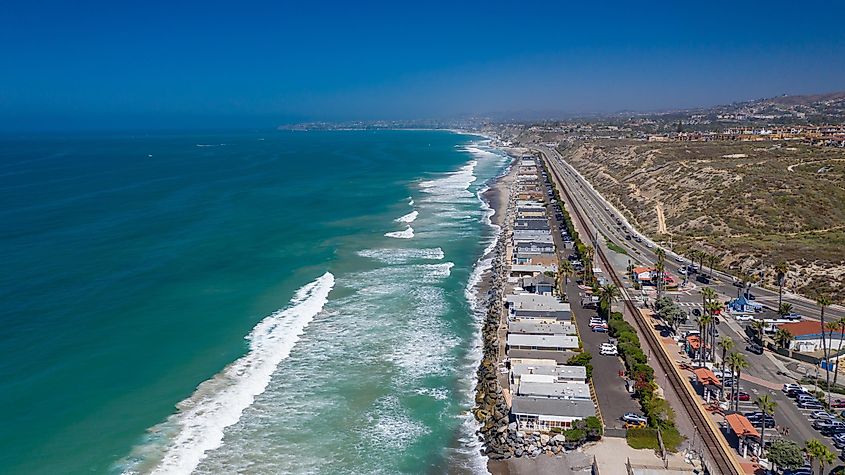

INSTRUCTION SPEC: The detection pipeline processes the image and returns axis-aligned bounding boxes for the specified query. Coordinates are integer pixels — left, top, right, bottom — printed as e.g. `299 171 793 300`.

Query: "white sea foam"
195 143 227 147
394 210 418 223
124 272 335 475
357 247 444 264
384 225 414 239
418 160 477 202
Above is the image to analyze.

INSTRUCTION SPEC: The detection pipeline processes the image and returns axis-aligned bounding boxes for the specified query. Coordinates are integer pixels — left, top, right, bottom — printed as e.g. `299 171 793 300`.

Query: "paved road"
536 145 843 457
533 145 845 324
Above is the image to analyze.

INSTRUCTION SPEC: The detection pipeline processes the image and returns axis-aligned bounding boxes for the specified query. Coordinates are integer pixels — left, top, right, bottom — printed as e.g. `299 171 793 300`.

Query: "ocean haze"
1 1 844 130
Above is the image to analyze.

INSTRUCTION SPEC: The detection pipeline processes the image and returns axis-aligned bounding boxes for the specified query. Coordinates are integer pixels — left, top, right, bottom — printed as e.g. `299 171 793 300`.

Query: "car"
675 256 685 262
622 413 647 424
745 293 756 300
823 424 845 436
832 435 845 449
735 314 754 321
831 399 845 408
678 268 688 275
749 416 776 428
799 399 824 409
635 237 642 243
696 274 711 284
783 469 813 475
692 308 702 317
592 325 608 333
601 347 618 356
810 410 836 420
788 387 811 397
729 391 751 401
783 383 805 393
746 343 764 355
646 243 654 249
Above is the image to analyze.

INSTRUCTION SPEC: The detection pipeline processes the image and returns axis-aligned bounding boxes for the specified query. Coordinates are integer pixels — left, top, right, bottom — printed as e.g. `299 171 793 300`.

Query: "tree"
775 261 789 314
706 301 722 362
718 337 734 375
597 283 621 319
834 317 845 389
775 328 793 349
582 245 595 284
727 352 749 412
750 319 766 344
708 253 718 278
755 395 776 455
655 248 666 299
778 302 794 317
818 295 833 407
699 314 713 366
806 438 834 475
559 259 574 287
766 438 804 472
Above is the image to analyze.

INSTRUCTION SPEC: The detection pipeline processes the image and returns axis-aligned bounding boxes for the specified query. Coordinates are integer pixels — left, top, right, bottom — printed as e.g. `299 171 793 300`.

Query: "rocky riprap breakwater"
472 210 571 460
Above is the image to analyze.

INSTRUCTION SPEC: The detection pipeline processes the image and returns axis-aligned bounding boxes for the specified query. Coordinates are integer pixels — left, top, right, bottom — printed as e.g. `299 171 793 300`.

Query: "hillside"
559 139 845 300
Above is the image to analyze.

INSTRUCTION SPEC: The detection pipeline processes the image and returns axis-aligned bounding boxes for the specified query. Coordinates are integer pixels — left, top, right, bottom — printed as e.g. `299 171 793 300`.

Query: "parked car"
831 399 845 408
783 383 807 394
745 414 776 428
746 343 764 355
799 399 824 410
810 410 836 420
622 413 647 424
592 325 607 333
729 391 751 401
832 433 845 448
823 423 845 436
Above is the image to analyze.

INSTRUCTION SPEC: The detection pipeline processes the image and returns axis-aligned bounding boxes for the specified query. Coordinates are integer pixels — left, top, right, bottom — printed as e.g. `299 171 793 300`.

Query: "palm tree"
805 438 834 475
775 261 789 313
727 352 749 412
833 317 845 389
755 395 777 455
583 245 595 284
708 253 718 278
718 337 734 375
775 328 793 350
751 319 766 345
699 315 713 366
558 259 575 285
818 295 832 406
597 283 621 318
778 302 794 317
655 247 666 298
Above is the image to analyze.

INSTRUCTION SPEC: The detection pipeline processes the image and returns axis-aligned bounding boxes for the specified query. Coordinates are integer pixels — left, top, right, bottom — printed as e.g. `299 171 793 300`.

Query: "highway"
534 145 844 324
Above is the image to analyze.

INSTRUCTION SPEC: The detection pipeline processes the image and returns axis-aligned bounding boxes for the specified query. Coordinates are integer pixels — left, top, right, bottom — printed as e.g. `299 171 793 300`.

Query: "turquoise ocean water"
0 130 511 474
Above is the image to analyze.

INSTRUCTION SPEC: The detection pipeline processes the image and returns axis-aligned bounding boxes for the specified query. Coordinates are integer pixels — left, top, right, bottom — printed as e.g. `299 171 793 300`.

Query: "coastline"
466 151 517 473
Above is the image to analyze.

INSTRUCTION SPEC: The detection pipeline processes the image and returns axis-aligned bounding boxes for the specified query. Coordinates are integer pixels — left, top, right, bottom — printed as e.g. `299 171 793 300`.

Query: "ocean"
0 130 511 474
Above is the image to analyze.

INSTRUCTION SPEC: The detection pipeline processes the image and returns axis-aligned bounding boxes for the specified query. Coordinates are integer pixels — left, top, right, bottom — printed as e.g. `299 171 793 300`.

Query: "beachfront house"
516 380 591 400
506 334 579 352
519 273 556 295
511 396 596 431
508 320 577 336
506 294 571 321
510 364 587 385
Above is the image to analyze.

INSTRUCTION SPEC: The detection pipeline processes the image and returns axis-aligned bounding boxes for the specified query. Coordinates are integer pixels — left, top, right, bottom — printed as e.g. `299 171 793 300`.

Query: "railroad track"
539 148 741 475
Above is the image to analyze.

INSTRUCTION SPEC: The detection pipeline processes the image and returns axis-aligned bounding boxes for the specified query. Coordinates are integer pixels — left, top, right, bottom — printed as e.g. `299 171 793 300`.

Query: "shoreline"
467 152 517 473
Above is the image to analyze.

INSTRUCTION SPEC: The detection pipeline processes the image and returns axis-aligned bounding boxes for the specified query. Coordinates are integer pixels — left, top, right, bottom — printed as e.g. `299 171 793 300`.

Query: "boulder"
552 434 566 444
508 422 517 431
540 434 550 445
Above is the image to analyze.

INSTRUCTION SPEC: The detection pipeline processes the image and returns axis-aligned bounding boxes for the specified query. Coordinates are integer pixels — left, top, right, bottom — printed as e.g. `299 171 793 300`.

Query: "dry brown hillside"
560 139 845 301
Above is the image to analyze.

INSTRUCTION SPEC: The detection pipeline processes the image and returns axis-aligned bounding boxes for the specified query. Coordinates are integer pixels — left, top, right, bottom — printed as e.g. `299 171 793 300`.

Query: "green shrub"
563 428 586 442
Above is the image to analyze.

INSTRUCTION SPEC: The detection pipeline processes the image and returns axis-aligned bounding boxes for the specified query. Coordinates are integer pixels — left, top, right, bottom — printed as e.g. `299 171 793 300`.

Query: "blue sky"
1 0 844 129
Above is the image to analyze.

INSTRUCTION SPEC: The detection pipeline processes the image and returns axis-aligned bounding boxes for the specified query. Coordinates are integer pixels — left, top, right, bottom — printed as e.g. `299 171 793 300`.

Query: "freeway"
533 145 844 324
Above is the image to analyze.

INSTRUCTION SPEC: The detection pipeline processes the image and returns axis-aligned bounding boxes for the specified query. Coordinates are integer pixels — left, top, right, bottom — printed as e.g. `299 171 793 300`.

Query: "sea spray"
122 272 335 475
